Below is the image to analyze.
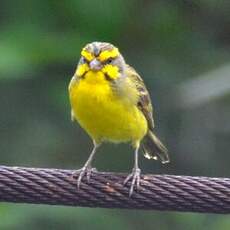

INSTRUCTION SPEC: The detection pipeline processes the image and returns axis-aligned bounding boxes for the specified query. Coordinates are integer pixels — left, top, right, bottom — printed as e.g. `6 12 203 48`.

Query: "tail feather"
141 130 169 164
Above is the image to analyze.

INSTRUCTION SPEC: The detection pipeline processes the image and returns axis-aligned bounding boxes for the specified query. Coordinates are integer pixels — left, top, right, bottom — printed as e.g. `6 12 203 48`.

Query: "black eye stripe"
104 73 114 81
82 57 89 63
79 70 88 79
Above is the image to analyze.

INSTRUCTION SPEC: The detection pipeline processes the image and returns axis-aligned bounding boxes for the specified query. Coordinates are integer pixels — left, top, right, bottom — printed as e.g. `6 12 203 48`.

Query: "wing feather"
125 65 155 130
125 65 169 163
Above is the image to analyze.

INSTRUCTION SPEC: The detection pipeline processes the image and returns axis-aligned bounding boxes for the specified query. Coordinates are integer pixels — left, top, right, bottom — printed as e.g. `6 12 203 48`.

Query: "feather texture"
125 65 169 163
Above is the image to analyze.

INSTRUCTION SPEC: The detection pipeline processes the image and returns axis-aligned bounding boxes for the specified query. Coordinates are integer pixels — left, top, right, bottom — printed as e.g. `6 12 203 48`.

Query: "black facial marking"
79 57 89 64
104 73 114 81
80 71 88 79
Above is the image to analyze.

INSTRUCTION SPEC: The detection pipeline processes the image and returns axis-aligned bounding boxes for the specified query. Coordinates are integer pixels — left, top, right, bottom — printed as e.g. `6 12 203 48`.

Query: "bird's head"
75 42 125 81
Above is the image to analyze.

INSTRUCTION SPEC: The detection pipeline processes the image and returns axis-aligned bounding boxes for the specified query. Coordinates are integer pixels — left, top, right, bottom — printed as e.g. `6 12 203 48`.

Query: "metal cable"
0 165 229 214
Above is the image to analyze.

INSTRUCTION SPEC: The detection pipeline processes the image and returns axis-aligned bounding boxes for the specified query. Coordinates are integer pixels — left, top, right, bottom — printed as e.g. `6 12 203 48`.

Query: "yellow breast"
69 71 148 145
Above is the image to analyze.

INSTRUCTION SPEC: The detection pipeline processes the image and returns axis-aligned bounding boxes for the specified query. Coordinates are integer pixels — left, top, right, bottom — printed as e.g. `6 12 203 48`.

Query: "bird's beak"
89 59 102 71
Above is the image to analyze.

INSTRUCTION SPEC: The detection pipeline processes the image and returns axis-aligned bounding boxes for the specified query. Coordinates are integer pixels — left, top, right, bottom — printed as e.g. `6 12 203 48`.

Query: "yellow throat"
69 68 148 146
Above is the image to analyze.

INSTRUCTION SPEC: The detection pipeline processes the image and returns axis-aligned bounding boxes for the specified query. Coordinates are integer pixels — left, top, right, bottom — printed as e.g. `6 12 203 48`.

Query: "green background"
0 0 230 229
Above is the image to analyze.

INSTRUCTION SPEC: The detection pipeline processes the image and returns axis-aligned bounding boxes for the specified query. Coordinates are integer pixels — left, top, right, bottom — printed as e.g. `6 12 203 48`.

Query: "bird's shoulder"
125 65 155 130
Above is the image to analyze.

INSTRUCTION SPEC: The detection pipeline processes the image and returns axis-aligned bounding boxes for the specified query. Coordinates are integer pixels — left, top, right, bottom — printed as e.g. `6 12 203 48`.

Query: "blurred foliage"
0 0 230 229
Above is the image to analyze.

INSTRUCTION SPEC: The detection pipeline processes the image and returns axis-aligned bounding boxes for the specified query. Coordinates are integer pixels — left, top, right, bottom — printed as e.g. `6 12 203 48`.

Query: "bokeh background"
0 0 230 229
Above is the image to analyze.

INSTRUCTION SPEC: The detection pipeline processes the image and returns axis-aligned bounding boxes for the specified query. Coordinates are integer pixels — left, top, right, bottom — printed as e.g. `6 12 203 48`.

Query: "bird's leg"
74 140 100 189
124 144 141 197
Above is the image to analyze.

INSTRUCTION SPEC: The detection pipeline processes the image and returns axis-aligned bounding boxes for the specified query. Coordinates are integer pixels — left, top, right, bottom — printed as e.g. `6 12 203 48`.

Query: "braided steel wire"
0 166 229 214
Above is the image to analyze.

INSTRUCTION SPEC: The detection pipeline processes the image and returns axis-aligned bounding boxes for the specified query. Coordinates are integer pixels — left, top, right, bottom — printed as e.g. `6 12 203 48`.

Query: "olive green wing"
126 65 155 131
126 65 169 163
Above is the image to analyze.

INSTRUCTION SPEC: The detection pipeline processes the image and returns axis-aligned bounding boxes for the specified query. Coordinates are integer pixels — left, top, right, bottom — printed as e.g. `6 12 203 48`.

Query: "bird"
68 42 169 196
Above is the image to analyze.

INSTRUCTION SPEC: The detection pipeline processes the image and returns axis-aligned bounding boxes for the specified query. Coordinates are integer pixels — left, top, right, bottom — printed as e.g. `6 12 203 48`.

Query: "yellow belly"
69 71 148 144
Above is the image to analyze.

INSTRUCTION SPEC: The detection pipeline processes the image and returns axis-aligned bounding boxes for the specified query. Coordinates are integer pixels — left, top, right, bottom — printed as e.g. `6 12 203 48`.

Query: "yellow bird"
69 42 169 196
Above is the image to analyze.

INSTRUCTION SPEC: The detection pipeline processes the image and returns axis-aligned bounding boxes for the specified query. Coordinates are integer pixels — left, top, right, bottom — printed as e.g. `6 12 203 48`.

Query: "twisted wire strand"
0 166 229 214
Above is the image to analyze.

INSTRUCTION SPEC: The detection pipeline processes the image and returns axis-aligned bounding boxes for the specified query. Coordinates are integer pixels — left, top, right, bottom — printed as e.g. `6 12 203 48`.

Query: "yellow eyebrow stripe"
81 49 94 61
98 48 119 62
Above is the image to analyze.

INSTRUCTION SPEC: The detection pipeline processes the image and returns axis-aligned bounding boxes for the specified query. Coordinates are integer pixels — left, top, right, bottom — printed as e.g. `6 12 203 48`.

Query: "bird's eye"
81 57 88 64
105 58 113 64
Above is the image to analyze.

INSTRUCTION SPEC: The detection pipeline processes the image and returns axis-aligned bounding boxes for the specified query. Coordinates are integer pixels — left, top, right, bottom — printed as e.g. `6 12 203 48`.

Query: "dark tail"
141 130 169 164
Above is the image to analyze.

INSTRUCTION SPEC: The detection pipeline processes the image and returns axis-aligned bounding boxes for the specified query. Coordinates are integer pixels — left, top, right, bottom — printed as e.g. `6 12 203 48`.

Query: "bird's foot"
124 167 141 197
72 167 97 189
